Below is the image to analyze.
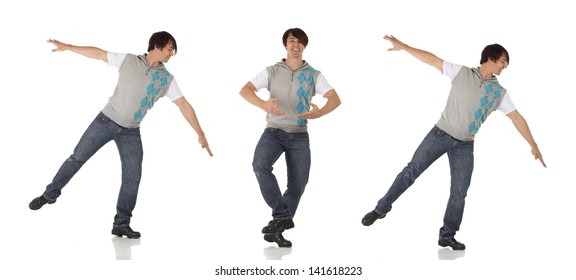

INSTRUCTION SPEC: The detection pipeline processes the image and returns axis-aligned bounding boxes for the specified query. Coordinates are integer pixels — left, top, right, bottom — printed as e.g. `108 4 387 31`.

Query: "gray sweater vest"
436 66 506 141
101 54 173 128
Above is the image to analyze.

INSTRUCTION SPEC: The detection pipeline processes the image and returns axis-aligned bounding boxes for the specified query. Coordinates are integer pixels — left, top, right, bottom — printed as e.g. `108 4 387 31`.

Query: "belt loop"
99 113 110 123
434 125 445 137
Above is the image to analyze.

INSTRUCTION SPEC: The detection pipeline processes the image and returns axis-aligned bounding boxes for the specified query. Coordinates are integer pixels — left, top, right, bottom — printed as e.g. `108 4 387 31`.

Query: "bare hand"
198 135 213 157
262 98 283 115
297 103 323 119
47 39 69 52
383 35 406 51
532 146 546 168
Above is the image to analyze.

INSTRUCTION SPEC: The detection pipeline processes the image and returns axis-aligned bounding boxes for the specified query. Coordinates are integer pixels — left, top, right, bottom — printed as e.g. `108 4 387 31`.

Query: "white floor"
2 1 575 279
2 145 574 279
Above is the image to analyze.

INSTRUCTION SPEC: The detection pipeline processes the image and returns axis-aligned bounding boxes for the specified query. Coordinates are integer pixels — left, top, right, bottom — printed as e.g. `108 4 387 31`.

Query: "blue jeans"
252 128 311 220
375 126 474 238
43 112 143 227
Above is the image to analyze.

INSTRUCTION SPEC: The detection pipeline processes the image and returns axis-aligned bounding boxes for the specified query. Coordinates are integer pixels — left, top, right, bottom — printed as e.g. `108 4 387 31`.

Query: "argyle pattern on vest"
468 82 503 134
296 68 316 126
134 68 171 122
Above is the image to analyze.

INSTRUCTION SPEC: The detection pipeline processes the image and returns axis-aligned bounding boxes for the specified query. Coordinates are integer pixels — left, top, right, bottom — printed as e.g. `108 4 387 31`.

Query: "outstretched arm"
297 89 341 119
384 35 443 72
47 39 108 63
507 110 546 167
173 97 213 157
239 82 284 115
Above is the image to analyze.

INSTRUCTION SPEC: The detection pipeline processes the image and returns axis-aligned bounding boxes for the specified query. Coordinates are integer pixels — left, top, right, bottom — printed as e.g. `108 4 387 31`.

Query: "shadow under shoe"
112 226 141 239
361 210 386 226
262 219 295 234
264 233 292 248
29 196 56 210
438 237 466 250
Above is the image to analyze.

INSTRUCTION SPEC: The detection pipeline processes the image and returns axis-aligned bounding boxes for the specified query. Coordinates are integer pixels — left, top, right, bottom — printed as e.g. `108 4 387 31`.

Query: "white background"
1 0 574 279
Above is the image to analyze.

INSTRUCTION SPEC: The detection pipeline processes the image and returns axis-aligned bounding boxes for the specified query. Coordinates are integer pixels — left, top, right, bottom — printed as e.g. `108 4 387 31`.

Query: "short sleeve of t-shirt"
443 61 463 80
250 69 334 96
497 92 516 115
108 52 127 68
107 52 183 101
314 73 333 96
250 69 269 91
165 79 184 101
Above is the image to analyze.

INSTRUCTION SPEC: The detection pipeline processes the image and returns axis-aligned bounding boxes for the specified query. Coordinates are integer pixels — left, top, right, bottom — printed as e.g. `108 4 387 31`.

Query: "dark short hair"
282 28 309 47
480 44 508 65
148 31 177 54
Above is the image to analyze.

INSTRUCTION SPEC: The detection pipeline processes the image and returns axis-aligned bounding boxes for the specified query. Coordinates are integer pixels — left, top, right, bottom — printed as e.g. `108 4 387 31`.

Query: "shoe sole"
439 245 465 250
264 234 292 248
438 242 465 250
263 235 275 242
114 235 140 239
113 234 140 239
111 230 141 239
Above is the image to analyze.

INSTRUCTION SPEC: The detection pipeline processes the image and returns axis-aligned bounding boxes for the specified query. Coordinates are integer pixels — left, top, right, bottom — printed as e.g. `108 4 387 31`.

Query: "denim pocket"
99 114 110 124
433 126 446 137
265 128 279 134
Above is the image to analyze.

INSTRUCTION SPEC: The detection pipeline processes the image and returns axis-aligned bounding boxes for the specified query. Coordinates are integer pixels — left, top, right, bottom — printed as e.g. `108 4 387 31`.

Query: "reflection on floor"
112 236 141 260
263 246 292 260
437 248 465 260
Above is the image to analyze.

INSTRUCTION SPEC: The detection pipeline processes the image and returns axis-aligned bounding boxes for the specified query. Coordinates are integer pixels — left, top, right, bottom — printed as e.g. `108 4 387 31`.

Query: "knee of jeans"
252 161 271 173
252 166 264 178
122 176 141 185
66 154 88 163
401 165 415 178
296 186 306 195
450 190 468 200
399 165 422 186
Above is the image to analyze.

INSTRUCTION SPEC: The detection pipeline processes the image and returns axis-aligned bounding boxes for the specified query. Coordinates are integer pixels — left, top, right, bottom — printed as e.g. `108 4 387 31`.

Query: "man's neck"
145 53 161 67
478 65 493 79
284 57 304 70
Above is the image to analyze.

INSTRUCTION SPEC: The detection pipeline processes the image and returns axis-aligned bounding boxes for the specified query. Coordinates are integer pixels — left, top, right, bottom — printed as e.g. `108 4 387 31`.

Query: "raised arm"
384 35 443 72
173 97 213 157
506 110 546 167
47 39 108 63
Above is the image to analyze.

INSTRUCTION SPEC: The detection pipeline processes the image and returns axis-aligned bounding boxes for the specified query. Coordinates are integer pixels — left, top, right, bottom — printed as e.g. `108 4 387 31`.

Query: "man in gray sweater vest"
29 31 212 239
240 28 341 248
361 35 546 250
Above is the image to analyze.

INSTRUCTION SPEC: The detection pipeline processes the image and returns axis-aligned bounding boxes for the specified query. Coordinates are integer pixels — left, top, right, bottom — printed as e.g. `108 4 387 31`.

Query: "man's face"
285 34 305 58
159 43 176 63
491 54 508 75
